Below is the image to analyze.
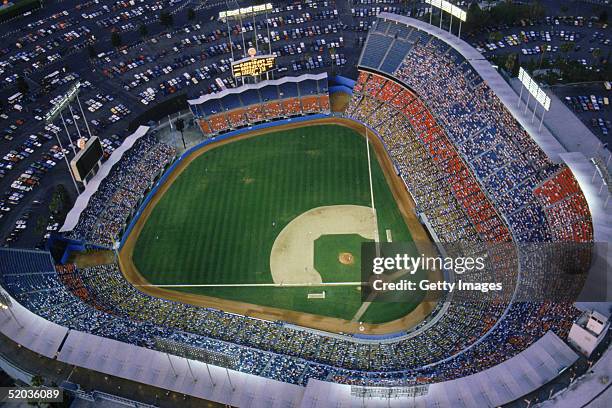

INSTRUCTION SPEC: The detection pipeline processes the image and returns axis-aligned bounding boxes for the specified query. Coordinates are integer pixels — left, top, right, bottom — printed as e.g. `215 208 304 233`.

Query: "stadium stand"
67 135 176 247
0 250 579 387
0 13 596 401
190 74 331 137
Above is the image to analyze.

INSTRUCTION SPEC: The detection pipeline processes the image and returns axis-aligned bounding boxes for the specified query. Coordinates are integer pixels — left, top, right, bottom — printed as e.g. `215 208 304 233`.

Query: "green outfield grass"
132 124 423 323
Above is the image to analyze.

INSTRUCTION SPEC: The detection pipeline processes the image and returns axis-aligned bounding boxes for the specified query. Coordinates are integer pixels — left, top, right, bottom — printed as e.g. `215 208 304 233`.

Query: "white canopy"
60 126 150 232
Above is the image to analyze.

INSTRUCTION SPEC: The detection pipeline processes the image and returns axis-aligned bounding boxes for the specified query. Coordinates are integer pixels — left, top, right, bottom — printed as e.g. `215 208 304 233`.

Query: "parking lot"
0 0 609 247
552 82 611 145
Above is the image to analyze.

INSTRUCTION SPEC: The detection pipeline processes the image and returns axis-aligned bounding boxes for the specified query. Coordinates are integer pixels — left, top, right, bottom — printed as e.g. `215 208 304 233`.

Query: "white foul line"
135 282 363 288
365 126 376 213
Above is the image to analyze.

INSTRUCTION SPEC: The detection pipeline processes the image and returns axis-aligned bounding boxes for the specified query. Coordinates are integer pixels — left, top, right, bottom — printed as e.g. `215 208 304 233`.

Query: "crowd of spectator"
0 10 598 393
388 29 586 244
350 18 593 245
349 71 512 244
534 167 593 242
0 255 581 387
68 135 176 247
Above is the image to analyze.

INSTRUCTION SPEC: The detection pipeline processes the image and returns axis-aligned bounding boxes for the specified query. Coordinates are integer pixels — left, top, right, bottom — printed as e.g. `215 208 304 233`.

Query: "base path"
120 117 438 335
270 205 376 285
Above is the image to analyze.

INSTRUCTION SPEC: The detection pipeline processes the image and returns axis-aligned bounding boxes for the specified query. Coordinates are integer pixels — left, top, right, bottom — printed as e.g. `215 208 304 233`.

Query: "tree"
36 217 46 234
16 75 29 94
49 185 68 216
464 3 487 33
31 375 44 387
187 8 196 21
528 1 545 21
560 43 574 54
174 117 186 148
505 53 520 77
329 46 336 75
138 24 148 38
599 10 608 24
488 31 503 43
160 12 173 28
593 48 602 59
110 31 122 48
87 44 96 59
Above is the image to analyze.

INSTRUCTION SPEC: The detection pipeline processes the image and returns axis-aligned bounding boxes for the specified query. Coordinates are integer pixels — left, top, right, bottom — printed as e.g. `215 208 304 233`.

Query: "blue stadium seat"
316 78 328 94
201 99 223 116
380 40 413 74
239 89 261 106
221 94 242 111
393 25 413 39
374 20 391 34
360 34 393 69
298 80 318 96
0 248 55 275
260 85 279 101
279 82 298 98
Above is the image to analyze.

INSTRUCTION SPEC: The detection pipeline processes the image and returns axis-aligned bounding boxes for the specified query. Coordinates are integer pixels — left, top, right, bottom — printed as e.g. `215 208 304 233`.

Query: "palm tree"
329 47 336 75
175 118 186 148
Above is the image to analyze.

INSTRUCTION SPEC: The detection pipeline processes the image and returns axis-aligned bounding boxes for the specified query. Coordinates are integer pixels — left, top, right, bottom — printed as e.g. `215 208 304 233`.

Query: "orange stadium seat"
391 89 415 110
300 96 320 113
535 168 593 242
208 113 229 133
364 74 386 97
198 119 212 134
282 98 302 116
377 79 403 103
246 104 265 122
354 71 369 93
318 96 330 111
227 109 247 128
263 101 284 119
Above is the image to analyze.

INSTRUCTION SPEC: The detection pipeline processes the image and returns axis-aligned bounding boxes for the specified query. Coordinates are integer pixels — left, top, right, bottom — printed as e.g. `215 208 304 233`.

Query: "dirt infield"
119 117 439 335
270 205 377 285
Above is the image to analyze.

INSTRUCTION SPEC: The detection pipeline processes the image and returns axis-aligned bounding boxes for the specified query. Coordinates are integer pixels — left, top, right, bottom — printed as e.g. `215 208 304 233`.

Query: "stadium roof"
0 275 581 408
299 331 578 407
187 73 328 106
0 250 69 358
60 126 150 233
57 330 306 407
560 152 612 305
538 345 611 408
370 14 611 305
373 13 568 163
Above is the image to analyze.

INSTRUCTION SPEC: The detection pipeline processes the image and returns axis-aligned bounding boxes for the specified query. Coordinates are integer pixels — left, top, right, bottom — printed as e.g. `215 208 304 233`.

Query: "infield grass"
132 124 422 323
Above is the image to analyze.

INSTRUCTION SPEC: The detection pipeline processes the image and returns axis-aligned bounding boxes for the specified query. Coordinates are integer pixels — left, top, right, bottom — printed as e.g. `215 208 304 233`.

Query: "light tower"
43 82 95 194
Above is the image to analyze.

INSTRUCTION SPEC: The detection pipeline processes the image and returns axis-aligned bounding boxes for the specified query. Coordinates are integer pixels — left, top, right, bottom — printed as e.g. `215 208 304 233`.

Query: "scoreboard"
70 136 103 182
231 55 276 78
219 3 272 20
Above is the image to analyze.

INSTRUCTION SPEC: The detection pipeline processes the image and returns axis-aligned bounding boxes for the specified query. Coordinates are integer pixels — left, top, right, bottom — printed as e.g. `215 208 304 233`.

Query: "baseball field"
121 119 435 331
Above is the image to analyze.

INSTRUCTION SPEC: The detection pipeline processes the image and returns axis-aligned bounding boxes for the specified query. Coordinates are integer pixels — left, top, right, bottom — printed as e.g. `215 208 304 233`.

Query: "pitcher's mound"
339 252 354 265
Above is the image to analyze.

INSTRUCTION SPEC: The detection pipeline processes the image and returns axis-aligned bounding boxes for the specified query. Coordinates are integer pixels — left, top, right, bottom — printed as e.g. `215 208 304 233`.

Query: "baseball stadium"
0 6 610 408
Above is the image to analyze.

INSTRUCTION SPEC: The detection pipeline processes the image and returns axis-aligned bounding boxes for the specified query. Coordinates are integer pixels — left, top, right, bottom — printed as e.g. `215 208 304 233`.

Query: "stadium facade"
1 14 610 407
